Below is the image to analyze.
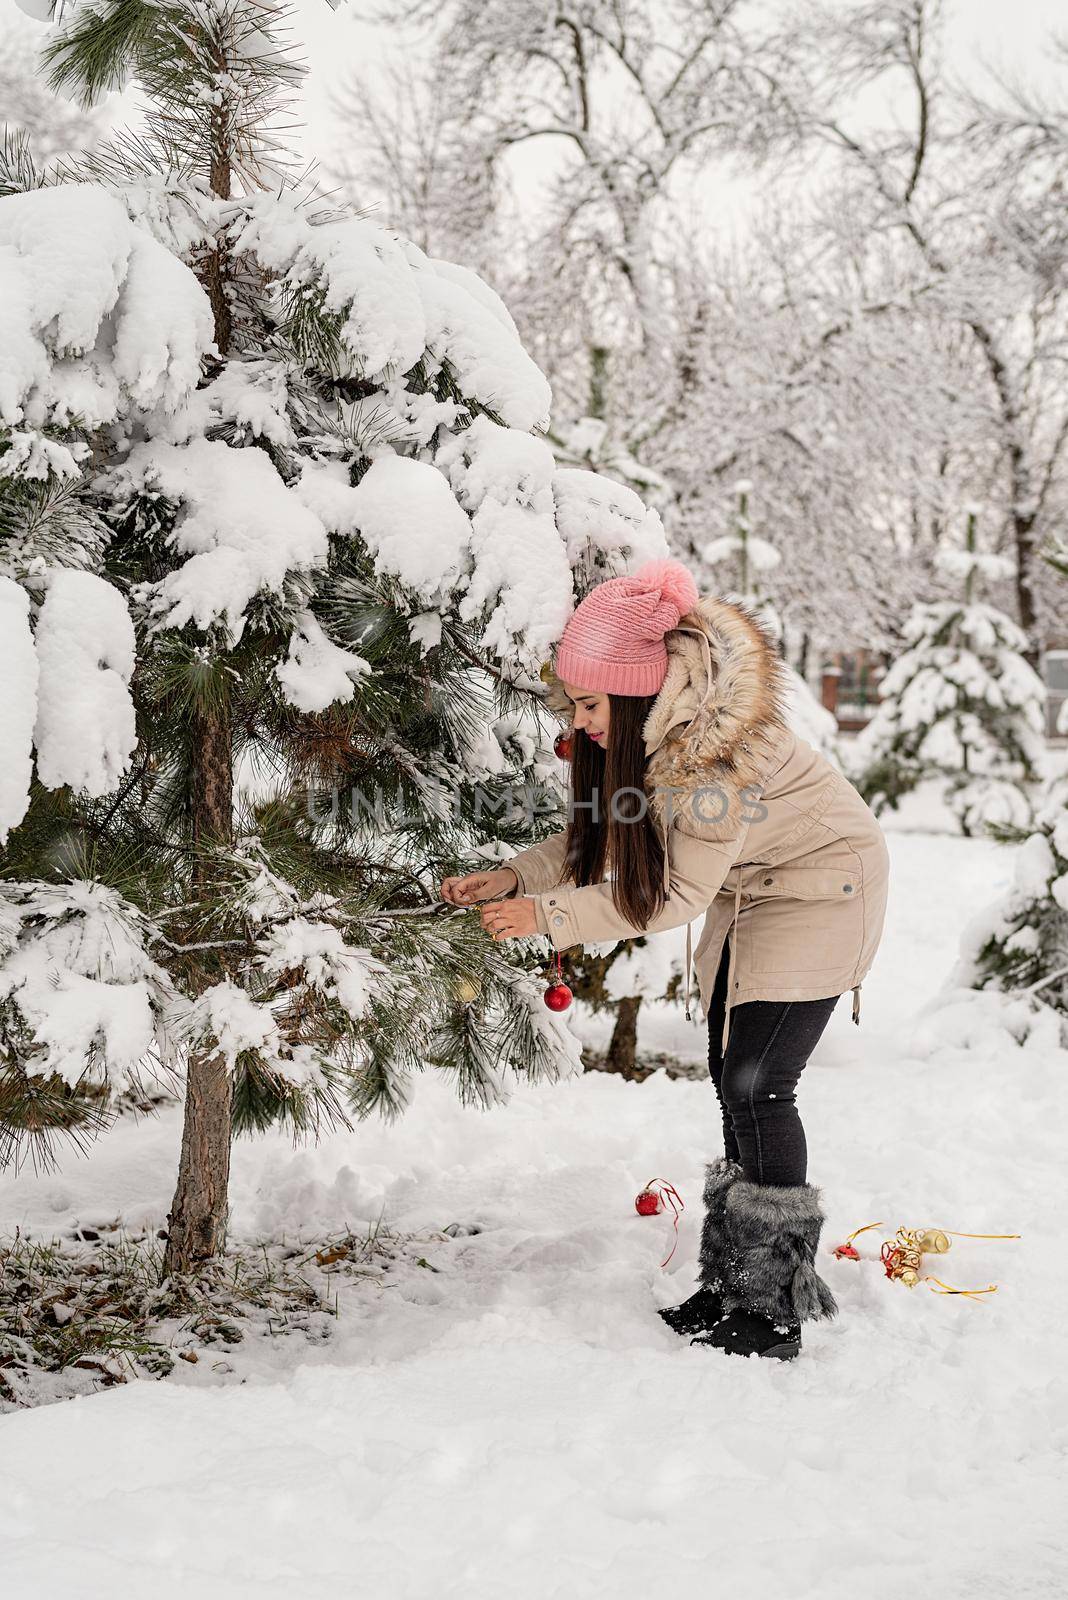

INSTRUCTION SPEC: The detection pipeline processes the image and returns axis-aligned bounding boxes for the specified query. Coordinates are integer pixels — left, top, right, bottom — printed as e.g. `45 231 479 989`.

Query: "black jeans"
706 937 840 1188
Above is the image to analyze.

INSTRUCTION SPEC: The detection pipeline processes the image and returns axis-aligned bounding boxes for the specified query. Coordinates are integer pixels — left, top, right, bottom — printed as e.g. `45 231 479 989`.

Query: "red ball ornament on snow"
553 731 573 762
543 981 573 1012
633 1178 685 1267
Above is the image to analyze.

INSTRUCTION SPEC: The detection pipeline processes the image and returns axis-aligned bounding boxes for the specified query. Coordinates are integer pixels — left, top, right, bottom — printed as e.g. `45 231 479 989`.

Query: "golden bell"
455 976 480 1004
539 661 555 683
916 1229 950 1255
899 1267 919 1288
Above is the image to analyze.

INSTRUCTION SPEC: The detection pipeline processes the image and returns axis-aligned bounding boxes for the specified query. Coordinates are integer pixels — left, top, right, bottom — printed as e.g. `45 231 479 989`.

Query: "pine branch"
43 0 160 108
0 477 111 580
0 129 48 199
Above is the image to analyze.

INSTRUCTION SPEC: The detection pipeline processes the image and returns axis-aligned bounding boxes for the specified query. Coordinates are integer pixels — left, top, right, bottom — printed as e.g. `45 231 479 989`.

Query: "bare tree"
333 0 1068 661
783 0 1068 662
330 2 800 358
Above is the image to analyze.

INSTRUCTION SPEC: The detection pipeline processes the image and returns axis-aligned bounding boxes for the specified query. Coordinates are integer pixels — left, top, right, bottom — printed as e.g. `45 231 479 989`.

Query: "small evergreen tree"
852 510 1047 835
945 783 1068 1045
945 539 1068 1041
0 0 665 1267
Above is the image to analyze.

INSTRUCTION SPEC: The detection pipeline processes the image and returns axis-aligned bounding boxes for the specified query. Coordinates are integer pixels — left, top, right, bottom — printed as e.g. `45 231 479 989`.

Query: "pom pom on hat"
554 556 701 697
628 559 700 638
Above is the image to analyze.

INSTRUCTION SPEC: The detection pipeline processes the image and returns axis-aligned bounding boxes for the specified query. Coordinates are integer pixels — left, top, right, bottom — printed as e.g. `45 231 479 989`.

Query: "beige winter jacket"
507 595 890 1053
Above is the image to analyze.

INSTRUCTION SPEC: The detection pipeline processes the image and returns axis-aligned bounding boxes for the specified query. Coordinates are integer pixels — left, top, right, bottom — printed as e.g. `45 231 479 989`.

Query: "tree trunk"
163 1049 232 1276
163 702 234 1277
605 995 642 1078
163 18 237 1279
588 343 608 420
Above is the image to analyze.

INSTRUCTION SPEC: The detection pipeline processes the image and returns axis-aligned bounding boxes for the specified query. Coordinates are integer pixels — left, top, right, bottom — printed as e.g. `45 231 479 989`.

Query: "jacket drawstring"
672 621 743 1047
721 873 743 1055
668 621 718 1030
683 921 693 1021
852 984 861 1025
682 870 744 1041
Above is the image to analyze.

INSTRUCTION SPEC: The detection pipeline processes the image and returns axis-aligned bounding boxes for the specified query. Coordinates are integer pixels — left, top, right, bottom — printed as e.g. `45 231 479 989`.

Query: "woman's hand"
480 898 539 940
440 867 518 906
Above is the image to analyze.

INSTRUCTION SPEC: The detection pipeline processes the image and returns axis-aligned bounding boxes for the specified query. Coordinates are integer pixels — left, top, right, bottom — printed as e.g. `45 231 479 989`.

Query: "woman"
441 560 890 1361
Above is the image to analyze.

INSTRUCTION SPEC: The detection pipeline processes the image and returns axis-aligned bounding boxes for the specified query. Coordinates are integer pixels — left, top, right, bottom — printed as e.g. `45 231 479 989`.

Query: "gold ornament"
455 976 481 1004
539 661 555 683
914 1228 950 1255
831 1220 1020 1302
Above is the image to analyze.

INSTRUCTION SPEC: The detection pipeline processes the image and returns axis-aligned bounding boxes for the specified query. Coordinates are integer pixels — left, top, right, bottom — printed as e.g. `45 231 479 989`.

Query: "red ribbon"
636 1178 685 1268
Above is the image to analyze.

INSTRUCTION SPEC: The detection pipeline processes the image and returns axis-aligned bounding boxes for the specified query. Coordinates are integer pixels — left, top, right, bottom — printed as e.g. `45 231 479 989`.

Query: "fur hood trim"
643 597 792 837
543 594 792 841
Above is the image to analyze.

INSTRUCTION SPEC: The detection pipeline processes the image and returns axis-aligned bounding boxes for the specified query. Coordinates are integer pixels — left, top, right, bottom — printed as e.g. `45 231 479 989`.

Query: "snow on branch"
0 577 38 843
123 438 330 642
234 197 550 429
0 878 178 1095
33 568 137 797
552 466 668 583
438 416 571 667
0 184 213 469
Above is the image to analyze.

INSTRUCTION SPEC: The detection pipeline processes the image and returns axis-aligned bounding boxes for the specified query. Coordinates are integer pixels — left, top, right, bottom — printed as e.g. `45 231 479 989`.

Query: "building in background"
1043 643 1068 739
823 642 1067 740
821 650 885 732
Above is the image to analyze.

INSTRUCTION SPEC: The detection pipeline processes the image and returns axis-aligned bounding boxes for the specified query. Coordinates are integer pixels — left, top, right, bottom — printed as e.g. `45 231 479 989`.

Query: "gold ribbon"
833 1221 1021 1301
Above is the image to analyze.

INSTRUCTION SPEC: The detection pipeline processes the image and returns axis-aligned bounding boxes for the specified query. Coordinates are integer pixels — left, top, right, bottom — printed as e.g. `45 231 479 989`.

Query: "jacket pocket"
745 865 864 973
748 866 860 900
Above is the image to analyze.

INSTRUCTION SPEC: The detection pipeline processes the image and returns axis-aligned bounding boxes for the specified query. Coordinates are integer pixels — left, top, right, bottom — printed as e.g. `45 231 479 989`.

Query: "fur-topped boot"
657 1156 744 1337
689 1176 839 1360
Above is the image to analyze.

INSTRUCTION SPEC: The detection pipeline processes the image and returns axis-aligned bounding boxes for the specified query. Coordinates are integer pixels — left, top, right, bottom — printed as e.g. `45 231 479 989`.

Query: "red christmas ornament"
553 731 573 762
830 1221 884 1262
543 949 572 1010
634 1178 685 1268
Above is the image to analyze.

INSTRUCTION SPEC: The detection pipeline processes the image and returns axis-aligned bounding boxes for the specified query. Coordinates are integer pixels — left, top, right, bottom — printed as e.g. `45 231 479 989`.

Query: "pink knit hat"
555 559 700 696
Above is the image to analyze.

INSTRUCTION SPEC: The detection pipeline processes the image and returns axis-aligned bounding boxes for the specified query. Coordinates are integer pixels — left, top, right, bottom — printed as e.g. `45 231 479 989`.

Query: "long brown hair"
563 693 665 929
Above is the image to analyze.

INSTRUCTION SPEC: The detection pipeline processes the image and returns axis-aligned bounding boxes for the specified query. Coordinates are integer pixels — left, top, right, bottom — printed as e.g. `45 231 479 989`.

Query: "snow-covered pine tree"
0 0 665 1270
940 536 1068 1041
945 786 1068 1045
851 509 1047 835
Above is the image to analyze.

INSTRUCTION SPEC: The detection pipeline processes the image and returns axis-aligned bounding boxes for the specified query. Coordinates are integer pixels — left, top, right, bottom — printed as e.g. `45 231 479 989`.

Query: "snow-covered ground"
2 780 1066 1599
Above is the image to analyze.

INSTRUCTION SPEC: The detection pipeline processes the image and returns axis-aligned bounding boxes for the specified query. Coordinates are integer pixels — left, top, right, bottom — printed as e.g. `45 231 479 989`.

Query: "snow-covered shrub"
935 783 1068 1047
851 534 1046 835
